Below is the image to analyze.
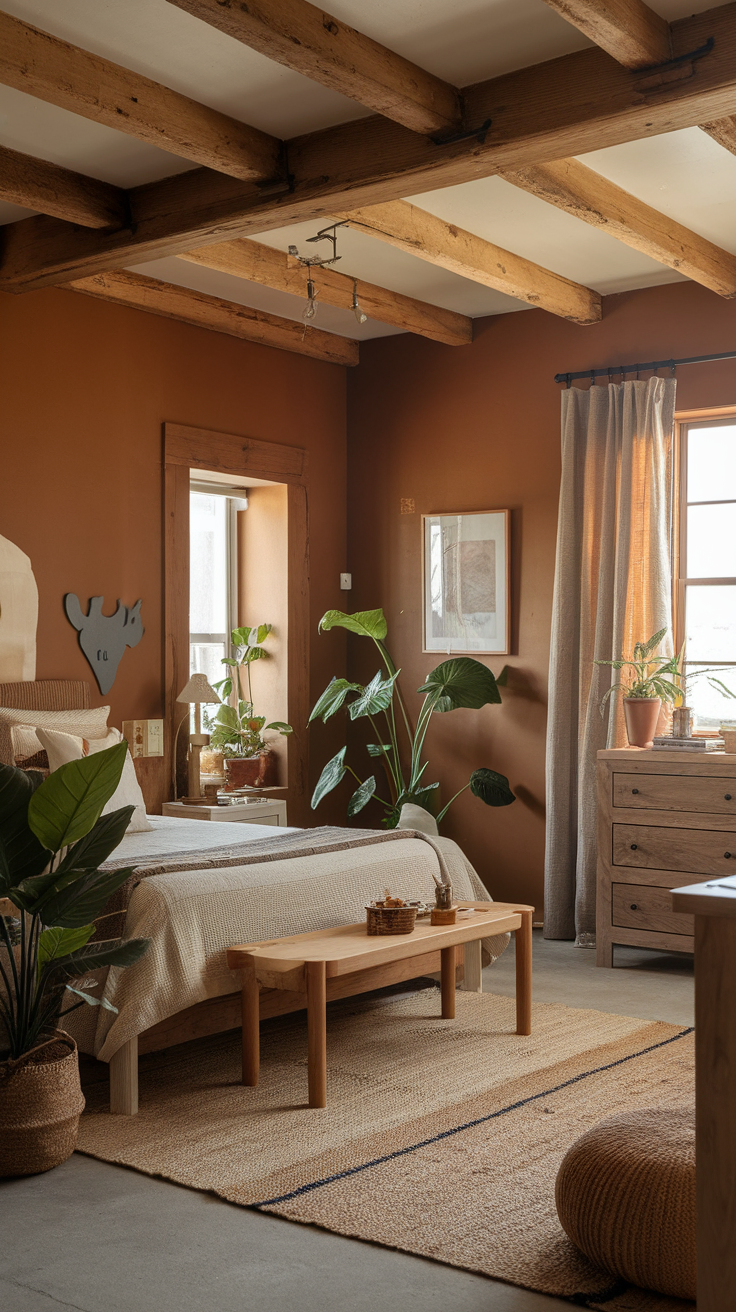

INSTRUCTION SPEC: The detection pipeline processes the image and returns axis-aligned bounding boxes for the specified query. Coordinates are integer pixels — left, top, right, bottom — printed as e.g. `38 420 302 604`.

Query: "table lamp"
173 672 222 800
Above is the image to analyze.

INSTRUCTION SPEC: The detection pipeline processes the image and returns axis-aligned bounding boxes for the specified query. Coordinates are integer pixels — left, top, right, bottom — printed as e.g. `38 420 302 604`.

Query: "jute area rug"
77 988 695 1311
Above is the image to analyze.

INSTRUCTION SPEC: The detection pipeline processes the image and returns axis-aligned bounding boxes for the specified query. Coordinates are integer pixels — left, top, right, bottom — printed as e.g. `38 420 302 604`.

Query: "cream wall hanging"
0 534 39 681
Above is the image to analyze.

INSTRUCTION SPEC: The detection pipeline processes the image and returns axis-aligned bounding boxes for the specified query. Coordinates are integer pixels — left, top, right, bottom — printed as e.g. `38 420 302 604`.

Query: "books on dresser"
652 736 725 752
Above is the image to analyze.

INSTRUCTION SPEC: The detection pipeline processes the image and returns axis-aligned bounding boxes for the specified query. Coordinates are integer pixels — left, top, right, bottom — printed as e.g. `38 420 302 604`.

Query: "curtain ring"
669 360 676 376
565 373 572 389
590 369 596 388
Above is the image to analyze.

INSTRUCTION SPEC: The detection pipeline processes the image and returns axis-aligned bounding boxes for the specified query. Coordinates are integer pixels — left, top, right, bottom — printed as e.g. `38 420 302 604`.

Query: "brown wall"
0 286 348 816
346 280 736 915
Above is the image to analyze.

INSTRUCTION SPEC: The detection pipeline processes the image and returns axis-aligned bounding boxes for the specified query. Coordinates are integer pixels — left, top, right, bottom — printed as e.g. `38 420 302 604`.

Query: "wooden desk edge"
672 883 736 918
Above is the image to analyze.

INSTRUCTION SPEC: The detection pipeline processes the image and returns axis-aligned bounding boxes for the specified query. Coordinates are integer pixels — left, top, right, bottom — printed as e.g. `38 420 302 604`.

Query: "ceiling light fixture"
289 223 369 327
352 279 367 325
303 276 318 321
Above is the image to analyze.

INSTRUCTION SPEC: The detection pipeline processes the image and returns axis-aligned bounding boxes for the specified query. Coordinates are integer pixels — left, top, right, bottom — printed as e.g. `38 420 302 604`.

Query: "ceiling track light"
352 279 367 325
289 223 369 327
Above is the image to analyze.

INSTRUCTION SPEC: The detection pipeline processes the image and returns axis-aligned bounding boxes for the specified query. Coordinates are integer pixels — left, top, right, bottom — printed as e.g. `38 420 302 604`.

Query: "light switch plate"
340 572 352 590
123 719 164 757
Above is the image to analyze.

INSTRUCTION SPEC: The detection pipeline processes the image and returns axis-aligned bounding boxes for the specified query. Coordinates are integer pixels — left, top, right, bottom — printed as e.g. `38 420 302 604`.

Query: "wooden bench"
227 900 533 1108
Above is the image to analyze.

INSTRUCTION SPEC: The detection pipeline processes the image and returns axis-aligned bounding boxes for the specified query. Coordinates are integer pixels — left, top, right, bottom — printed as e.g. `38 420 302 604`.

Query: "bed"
1 681 509 1115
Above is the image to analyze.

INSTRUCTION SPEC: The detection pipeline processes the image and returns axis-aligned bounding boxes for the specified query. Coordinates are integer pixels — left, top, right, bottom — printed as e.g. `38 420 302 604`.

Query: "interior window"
189 484 243 690
678 417 736 727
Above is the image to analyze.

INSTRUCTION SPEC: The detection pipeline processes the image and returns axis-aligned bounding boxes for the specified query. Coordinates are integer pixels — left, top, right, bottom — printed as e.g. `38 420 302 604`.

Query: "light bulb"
351 281 367 325
303 277 318 321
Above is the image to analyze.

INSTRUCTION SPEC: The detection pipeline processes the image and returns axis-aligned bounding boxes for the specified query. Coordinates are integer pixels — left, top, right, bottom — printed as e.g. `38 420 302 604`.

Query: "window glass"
687 425 736 502
685 664 736 726
190 493 228 638
687 503 736 578
684 585 736 662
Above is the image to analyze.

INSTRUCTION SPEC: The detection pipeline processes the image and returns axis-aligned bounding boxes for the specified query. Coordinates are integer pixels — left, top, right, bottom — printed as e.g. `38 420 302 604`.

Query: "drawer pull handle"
726 794 733 801
726 852 732 859
630 843 638 850
631 788 639 795
630 903 638 911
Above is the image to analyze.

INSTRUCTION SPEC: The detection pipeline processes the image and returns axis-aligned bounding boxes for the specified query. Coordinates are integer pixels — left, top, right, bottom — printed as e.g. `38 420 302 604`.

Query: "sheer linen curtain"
544 377 676 944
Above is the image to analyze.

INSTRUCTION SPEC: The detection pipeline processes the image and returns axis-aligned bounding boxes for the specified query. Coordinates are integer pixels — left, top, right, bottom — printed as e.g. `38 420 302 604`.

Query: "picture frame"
422 509 510 655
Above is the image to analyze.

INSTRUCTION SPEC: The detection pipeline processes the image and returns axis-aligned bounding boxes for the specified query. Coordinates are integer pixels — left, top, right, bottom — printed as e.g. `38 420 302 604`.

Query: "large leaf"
55 807 134 875
0 763 50 893
36 866 136 928
418 658 501 713
44 936 150 980
366 742 393 758
347 776 377 816
215 704 240 730
469 768 516 807
9 867 81 915
264 721 293 735
37 924 94 975
633 627 667 661
309 677 361 724
383 784 439 830
311 748 347 809
65 983 118 1013
318 609 387 641
28 742 128 852
348 670 399 720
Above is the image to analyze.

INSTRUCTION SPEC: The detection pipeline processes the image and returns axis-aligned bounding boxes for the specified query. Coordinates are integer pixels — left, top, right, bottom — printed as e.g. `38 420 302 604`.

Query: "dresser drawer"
613 772 736 815
613 823 736 877
612 882 694 936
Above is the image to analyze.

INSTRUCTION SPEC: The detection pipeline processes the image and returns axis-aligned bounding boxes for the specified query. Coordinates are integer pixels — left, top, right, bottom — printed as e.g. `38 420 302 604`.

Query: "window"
677 416 736 727
189 484 245 691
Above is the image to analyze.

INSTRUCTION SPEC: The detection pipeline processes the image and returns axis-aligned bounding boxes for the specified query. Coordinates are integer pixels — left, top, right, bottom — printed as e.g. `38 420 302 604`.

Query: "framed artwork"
422 510 509 655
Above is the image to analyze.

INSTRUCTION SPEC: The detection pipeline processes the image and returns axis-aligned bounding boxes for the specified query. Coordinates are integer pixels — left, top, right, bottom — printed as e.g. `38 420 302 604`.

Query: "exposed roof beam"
0 9 281 181
2 2 736 291
500 157 736 297
66 269 357 365
178 238 472 345
539 0 671 69
166 0 461 136
0 144 126 228
701 115 736 155
334 200 600 324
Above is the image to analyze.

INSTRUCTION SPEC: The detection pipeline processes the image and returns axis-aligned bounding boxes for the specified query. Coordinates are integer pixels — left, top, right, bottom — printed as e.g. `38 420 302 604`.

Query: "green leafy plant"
309 608 515 828
207 623 293 758
595 628 736 710
0 741 150 1061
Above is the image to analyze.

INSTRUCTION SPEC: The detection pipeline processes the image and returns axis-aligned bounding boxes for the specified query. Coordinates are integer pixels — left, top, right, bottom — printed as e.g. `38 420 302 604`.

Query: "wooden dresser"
596 748 736 966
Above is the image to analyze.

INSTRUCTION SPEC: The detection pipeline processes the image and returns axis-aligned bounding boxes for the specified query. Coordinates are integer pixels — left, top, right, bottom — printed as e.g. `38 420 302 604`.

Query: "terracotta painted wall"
346 280 736 916
0 286 348 817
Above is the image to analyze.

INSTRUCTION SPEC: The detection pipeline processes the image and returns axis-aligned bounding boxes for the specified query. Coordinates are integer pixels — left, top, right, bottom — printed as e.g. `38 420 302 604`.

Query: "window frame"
675 407 736 709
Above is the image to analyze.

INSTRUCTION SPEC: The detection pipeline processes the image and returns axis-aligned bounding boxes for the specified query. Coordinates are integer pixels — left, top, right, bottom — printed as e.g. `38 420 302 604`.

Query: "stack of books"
652 735 725 752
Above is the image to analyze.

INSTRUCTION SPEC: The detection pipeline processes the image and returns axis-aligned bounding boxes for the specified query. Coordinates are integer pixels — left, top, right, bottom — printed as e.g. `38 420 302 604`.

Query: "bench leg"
242 963 260 1087
306 960 327 1108
463 938 483 993
440 945 456 1019
515 910 533 1036
109 1036 138 1115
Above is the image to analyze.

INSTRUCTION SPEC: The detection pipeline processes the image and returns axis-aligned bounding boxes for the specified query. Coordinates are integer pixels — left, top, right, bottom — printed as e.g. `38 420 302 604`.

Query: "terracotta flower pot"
0 1034 85 1177
224 750 278 790
623 697 661 749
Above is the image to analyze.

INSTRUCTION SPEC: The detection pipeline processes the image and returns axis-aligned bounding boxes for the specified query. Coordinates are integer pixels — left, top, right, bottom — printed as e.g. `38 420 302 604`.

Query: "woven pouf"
555 1107 695 1301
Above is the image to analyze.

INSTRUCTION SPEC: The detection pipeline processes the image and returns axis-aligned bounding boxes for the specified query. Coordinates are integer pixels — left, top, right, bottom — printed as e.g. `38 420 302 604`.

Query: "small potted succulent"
208 623 292 789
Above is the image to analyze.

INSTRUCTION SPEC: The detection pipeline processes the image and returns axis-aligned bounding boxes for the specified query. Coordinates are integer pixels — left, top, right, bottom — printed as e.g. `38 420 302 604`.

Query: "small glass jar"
435 882 453 910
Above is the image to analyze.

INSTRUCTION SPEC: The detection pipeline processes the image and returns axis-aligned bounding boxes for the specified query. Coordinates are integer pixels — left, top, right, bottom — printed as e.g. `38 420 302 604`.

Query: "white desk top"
672 881 736 918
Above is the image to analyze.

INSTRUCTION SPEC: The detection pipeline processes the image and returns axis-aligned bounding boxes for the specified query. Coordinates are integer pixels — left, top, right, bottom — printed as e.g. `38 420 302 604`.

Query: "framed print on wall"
422 509 509 655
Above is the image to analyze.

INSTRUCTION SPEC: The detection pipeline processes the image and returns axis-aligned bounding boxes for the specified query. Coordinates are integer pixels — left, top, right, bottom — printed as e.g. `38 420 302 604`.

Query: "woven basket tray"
366 905 418 936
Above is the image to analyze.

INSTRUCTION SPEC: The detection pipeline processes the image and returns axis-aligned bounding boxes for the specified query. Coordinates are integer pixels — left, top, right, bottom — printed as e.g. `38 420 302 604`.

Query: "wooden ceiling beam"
0 9 281 182
539 0 671 69
0 144 126 228
166 0 461 136
66 269 358 365
701 115 736 156
178 238 472 344
2 2 736 291
334 200 600 324
500 157 736 297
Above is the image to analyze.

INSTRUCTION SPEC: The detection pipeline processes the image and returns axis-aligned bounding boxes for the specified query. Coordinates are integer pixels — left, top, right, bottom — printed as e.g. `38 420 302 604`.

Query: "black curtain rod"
554 349 736 386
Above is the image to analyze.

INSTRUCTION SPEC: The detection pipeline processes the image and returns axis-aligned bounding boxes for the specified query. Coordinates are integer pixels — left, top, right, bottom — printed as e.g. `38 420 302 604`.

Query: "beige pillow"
36 726 152 834
0 705 110 767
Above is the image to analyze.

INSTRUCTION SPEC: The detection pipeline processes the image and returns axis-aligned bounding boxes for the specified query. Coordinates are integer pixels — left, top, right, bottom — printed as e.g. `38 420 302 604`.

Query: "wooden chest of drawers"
596 748 736 966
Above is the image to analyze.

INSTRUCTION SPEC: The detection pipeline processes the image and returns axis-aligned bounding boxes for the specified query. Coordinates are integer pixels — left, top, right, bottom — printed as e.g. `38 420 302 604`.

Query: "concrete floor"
0 933 694 1312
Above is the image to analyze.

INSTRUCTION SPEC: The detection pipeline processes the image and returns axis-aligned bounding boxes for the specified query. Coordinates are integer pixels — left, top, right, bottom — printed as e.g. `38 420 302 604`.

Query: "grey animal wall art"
64 595 144 695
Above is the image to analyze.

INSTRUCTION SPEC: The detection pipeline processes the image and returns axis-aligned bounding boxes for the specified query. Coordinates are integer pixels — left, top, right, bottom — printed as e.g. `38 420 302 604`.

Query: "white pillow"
36 727 152 834
397 803 439 836
0 705 110 767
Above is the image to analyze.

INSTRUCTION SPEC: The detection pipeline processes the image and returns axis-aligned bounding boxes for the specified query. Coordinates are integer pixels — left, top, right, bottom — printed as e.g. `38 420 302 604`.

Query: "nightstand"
162 798 288 826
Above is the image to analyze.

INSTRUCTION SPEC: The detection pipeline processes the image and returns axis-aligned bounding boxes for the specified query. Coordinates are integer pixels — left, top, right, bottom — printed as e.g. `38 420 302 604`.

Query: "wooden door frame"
163 423 309 822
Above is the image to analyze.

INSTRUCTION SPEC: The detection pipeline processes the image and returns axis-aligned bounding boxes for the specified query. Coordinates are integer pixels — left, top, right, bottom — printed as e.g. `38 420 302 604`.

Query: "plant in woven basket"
0 740 150 1063
309 607 515 828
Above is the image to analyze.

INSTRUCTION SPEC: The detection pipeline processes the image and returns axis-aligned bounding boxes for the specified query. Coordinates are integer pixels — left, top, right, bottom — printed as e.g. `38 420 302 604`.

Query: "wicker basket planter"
366 905 418 935
0 1034 85 1177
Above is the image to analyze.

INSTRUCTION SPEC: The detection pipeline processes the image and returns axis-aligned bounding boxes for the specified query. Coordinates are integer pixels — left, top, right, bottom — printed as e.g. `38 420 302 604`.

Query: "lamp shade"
176 672 222 704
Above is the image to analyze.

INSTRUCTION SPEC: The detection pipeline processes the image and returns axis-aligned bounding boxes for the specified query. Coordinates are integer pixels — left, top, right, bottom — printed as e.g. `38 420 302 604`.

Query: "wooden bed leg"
463 939 483 993
241 961 260 1087
515 910 533 1036
306 960 327 1108
109 1036 138 1115
440 946 456 1019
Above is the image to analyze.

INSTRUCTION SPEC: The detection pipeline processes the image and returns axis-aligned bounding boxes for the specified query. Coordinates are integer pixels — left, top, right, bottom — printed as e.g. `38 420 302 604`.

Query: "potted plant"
208 623 293 789
309 607 515 827
0 741 149 1176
